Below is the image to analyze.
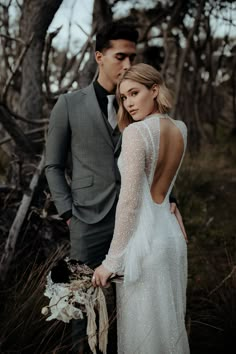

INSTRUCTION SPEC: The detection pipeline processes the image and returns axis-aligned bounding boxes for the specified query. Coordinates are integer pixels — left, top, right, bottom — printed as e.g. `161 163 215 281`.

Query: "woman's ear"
152 84 159 99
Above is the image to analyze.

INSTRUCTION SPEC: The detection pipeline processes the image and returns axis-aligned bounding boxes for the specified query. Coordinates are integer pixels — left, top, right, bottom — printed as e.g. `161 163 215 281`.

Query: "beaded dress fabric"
102 114 190 354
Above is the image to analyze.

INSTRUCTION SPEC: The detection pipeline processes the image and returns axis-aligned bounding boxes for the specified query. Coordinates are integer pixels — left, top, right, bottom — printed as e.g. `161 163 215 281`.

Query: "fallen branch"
0 153 45 282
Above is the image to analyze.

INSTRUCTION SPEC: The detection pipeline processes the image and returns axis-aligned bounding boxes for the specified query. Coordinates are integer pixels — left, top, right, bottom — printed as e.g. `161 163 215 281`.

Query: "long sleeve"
102 124 146 273
45 95 72 217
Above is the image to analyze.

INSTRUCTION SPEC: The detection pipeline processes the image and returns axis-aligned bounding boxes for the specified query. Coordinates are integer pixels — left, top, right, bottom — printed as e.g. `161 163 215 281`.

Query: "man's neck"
97 77 116 94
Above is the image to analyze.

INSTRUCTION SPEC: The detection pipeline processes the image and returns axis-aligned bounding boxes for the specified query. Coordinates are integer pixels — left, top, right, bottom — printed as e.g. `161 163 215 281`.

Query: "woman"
92 63 190 354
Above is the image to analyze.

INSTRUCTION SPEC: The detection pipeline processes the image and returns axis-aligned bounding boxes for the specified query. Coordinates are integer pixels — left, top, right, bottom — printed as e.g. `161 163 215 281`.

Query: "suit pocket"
71 176 94 190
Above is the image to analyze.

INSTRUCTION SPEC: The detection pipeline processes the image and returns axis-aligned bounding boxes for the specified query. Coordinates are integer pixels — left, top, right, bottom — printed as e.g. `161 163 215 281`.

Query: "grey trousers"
69 202 117 268
69 202 117 353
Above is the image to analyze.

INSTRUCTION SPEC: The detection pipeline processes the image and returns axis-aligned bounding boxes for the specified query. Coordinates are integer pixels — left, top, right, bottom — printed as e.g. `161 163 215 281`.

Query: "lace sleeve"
102 124 146 273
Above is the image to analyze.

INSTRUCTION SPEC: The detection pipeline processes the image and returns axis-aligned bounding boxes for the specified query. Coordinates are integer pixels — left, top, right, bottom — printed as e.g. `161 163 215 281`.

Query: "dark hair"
95 20 139 52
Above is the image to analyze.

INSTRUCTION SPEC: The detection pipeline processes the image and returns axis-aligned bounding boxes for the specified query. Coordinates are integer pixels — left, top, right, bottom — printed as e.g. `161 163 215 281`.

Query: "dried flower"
42 258 109 354
41 306 49 315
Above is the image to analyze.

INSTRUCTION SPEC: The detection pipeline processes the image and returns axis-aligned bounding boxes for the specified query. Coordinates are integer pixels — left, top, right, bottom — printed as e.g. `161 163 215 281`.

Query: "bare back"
129 113 187 207
151 117 185 204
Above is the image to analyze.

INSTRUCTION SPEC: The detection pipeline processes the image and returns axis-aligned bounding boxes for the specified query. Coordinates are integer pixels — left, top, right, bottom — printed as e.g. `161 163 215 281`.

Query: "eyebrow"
120 87 139 95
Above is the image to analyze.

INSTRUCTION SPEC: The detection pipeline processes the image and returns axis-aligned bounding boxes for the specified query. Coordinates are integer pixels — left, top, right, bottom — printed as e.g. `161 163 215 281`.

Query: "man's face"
96 39 137 92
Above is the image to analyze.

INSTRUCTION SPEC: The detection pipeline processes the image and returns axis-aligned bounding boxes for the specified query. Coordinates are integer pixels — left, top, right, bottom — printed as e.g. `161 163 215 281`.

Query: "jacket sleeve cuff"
169 194 179 207
60 209 72 221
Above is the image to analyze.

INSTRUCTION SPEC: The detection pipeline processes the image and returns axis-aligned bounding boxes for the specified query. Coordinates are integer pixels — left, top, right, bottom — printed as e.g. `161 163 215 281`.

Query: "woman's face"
119 79 158 121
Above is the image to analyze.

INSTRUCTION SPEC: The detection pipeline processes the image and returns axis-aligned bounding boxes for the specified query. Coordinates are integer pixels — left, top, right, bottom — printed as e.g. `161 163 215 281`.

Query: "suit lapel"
114 134 122 154
82 84 113 148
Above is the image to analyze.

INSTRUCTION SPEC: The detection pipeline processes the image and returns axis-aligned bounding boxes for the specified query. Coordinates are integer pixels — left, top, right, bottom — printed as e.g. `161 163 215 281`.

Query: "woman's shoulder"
169 118 187 134
175 119 187 127
176 119 187 134
122 123 148 147
123 122 144 135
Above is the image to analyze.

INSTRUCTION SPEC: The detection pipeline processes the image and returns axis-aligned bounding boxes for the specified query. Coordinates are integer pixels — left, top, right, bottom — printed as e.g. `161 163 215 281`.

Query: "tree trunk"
172 0 206 119
19 0 63 127
231 54 236 135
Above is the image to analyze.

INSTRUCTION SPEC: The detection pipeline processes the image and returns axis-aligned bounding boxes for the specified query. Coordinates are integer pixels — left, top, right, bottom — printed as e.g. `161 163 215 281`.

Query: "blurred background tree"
1 0 235 156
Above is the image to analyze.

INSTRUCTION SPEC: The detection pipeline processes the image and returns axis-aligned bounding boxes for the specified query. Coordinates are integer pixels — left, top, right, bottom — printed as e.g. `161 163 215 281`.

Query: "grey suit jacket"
45 84 121 224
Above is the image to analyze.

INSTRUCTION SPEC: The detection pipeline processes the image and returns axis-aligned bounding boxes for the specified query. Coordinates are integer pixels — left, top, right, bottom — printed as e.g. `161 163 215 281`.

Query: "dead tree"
19 0 63 129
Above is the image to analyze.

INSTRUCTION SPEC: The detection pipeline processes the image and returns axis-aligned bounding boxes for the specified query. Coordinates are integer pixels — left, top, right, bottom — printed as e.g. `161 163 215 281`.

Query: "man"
45 20 184 354
45 21 139 267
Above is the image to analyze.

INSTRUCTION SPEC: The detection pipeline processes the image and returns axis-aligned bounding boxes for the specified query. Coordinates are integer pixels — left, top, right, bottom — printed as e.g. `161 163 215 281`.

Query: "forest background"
0 0 236 353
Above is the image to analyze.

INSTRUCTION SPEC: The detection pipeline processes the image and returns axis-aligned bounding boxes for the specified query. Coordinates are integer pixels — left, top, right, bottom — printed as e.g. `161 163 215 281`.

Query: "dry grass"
0 244 73 354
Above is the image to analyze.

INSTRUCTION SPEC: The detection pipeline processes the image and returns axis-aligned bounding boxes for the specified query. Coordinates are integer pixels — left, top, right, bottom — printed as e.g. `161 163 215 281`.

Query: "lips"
129 109 138 115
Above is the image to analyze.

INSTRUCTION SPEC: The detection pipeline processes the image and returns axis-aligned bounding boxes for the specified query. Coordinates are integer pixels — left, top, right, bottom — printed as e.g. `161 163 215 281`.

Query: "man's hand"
170 202 177 214
92 265 113 287
170 203 188 243
66 218 71 226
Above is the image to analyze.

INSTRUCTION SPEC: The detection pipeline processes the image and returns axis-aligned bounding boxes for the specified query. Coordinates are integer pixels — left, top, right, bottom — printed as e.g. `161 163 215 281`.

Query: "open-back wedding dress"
103 114 190 354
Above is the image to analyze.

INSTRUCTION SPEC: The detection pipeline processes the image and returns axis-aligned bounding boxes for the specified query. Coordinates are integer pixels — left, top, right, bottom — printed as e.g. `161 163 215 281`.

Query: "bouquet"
41 258 117 354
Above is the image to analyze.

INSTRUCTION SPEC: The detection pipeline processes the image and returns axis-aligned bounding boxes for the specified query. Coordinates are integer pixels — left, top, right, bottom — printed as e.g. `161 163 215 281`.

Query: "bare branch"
50 32 95 95
0 103 35 155
1 32 34 102
58 0 77 86
43 25 62 96
0 126 47 146
0 33 25 44
75 22 93 39
5 105 48 125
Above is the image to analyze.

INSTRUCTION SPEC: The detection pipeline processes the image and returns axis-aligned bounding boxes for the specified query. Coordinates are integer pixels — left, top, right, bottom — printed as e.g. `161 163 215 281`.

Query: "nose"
123 57 132 71
127 97 133 107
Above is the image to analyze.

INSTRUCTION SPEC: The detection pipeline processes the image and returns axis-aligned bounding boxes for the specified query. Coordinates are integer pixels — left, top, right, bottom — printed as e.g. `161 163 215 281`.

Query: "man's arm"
45 95 72 218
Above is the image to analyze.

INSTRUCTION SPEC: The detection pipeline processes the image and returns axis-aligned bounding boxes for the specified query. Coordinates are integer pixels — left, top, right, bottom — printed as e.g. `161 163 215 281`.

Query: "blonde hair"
116 63 173 131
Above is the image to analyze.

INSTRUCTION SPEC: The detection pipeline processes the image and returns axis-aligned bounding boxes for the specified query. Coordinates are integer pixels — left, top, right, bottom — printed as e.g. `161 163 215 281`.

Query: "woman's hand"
92 265 113 287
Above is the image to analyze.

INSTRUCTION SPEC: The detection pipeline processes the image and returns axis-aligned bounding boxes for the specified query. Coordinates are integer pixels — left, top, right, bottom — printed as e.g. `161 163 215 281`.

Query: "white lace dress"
103 114 190 354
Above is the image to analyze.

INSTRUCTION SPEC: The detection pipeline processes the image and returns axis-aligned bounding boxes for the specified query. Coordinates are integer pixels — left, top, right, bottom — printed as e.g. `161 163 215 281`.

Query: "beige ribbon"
85 287 108 354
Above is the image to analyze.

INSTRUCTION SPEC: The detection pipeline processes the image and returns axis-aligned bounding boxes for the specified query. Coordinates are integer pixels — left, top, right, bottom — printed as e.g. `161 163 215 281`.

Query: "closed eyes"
116 54 136 62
